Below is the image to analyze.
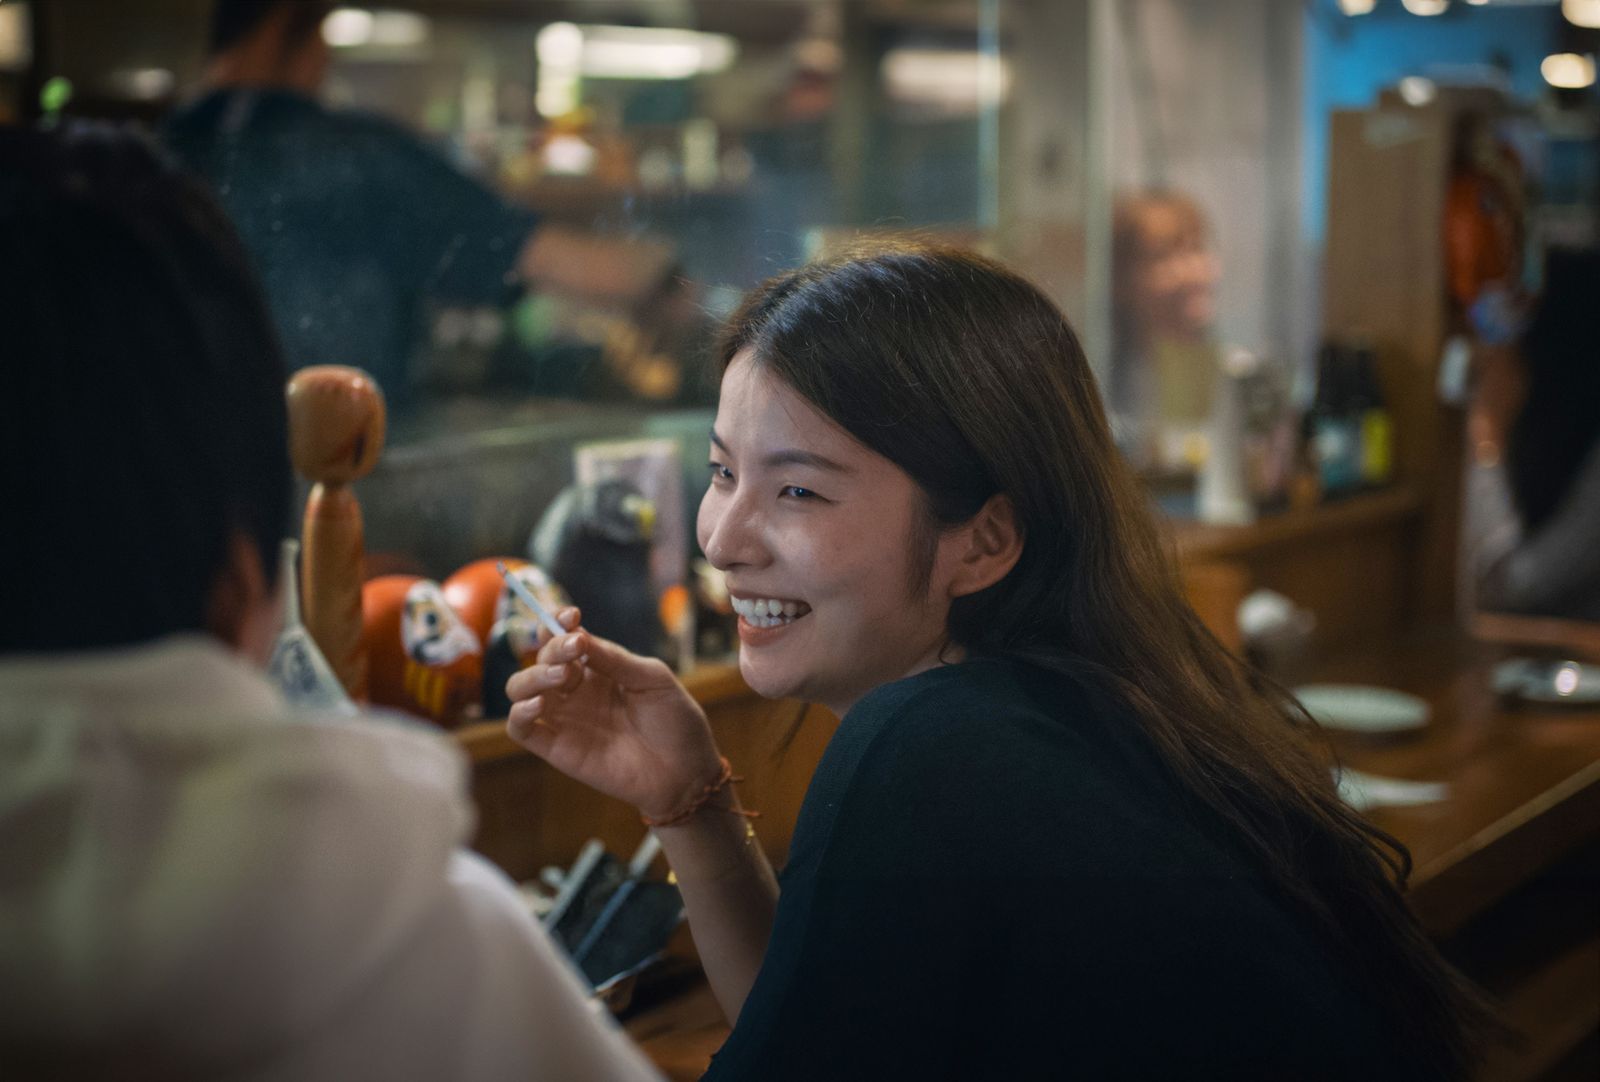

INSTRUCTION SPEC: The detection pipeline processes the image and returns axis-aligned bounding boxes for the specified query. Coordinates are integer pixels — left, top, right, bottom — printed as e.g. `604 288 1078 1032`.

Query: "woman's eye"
781 485 818 500
708 461 733 481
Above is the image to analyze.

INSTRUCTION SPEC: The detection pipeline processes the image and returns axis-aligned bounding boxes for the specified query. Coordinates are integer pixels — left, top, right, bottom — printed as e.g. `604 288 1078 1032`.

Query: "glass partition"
316 0 1028 419
24 0 1322 570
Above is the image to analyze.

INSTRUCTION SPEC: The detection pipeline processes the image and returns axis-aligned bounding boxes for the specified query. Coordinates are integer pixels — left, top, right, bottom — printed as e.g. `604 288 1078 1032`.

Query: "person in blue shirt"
162 0 668 403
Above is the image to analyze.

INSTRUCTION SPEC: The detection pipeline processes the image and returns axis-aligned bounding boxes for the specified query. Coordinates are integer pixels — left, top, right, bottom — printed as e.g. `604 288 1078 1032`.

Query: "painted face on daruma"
696 351 959 717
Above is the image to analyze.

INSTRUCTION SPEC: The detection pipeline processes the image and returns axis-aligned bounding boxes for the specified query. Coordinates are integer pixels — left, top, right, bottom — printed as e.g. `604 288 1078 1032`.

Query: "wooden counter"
1168 486 1424 652
1312 631 1600 939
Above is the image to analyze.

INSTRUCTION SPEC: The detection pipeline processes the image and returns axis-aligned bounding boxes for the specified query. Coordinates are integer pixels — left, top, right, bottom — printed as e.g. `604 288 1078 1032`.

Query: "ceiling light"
369 11 429 48
0 1 29 71
1402 0 1450 15
1563 0 1600 29
324 8 427 50
537 23 736 80
1338 0 1376 14
882 49 1013 112
108 67 175 101
576 26 738 80
537 22 583 68
323 8 374 48
1399 76 1438 105
1542 52 1597 89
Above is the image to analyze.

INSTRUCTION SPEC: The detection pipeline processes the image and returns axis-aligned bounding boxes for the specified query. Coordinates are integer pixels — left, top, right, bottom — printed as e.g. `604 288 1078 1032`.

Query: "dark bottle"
1348 343 1393 488
1309 342 1362 498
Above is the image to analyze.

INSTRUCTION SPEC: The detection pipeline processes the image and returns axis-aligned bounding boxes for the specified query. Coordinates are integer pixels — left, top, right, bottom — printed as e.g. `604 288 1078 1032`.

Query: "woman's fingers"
570 629 676 690
533 605 584 650
505 657 582 702
506 695 554 753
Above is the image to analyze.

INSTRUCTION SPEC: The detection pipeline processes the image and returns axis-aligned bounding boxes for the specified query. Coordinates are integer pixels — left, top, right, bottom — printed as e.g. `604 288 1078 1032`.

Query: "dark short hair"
0 124 290 651
209 0 332 55
1506 247 1600 533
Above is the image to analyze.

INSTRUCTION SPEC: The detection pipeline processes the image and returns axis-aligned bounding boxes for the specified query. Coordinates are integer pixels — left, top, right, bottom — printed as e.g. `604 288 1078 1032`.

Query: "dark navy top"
162 88 537 399
704 657 1405 1080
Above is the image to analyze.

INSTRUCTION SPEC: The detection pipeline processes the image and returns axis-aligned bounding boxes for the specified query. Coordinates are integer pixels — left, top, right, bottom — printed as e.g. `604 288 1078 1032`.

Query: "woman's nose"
699 490 766 570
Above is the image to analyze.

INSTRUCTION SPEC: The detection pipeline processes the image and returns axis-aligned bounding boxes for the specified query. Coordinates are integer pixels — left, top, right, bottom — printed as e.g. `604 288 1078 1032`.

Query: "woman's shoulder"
844 655 1144 774
789 659 1138 866
846 655 1090 742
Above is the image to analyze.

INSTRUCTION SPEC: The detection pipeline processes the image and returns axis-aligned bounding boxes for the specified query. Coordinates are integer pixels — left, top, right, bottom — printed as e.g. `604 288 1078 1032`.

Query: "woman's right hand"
504 607 725 820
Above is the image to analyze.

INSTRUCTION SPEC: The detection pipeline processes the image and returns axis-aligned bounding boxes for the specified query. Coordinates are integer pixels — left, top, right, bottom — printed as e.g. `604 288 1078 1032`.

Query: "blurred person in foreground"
0 124 658 1082
162 0 674 404
1471 247 1600 623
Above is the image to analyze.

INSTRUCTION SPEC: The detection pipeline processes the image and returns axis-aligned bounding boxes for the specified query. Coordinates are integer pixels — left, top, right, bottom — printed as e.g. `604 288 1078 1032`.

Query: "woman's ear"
944 494 1024 600
205 531 283 665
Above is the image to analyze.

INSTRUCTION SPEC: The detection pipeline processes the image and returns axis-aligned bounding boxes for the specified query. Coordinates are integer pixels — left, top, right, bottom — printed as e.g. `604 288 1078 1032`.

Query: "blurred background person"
162 0 672 406
1109 190 1223 474
1470 247 1600 624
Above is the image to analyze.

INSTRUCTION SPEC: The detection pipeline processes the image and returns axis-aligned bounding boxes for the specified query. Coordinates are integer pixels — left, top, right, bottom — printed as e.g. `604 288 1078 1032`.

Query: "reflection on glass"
1110 190 1221 473
303 0 1014 423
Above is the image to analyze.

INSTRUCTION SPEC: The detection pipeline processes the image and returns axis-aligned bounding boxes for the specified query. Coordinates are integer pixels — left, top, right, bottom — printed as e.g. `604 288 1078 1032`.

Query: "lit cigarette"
496 561 567 640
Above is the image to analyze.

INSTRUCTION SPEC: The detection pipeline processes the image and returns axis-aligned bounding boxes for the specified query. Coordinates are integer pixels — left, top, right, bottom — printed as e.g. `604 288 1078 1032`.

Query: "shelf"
1169 486 1422 563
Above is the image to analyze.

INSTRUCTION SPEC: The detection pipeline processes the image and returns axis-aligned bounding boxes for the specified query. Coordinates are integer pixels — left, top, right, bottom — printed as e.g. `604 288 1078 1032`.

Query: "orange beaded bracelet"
641 756 761 829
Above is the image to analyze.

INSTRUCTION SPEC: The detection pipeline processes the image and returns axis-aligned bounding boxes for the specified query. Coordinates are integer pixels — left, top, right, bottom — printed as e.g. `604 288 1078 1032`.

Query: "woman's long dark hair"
717 243 1494 1079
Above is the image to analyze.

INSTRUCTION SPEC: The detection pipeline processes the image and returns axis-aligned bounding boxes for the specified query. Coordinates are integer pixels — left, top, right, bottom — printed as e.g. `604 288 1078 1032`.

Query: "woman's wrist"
641 753 758 830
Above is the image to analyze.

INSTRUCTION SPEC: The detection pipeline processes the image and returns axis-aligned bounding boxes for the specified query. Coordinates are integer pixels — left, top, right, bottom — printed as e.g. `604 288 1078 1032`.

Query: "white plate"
1335 768 1450 811
1292 684 1431 734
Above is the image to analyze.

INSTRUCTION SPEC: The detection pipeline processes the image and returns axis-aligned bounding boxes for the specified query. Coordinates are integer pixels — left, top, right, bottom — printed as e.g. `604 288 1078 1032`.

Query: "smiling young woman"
505 243 1494 1081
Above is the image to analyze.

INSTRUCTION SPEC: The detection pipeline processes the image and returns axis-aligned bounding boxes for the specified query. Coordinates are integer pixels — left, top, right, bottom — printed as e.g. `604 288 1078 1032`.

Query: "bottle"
1198 354 1255 526
1349 343 1393 488
1309 342 1362 499
267 539 357 714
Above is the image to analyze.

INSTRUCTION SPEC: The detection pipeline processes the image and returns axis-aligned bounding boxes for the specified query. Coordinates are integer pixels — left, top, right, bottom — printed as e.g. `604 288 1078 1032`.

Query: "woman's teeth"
731 596 810 628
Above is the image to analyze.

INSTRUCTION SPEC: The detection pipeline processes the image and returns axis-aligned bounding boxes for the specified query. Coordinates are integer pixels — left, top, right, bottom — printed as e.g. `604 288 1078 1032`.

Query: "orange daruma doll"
286 366 386 699
440 559 569 718
362 575 483 728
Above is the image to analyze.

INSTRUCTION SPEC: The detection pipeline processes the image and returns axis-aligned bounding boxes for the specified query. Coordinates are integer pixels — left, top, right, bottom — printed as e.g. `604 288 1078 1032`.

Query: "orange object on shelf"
286 366 386 700
443 557 529 645
362 575 483 728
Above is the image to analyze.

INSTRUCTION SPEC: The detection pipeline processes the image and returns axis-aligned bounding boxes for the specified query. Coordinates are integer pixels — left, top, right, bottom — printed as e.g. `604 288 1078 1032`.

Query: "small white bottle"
267 538 357 714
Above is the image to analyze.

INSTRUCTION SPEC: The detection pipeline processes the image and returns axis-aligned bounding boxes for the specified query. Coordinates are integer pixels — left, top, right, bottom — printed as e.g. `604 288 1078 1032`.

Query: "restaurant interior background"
4 0 1596 586
5 2 1600 1076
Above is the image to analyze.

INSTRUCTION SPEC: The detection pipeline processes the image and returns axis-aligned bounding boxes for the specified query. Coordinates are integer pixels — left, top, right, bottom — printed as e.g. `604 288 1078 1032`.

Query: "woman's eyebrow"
710 429 853 473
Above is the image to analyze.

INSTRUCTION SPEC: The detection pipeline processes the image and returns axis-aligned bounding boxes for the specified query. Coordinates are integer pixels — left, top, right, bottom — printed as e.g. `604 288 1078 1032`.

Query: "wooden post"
286 366 386 699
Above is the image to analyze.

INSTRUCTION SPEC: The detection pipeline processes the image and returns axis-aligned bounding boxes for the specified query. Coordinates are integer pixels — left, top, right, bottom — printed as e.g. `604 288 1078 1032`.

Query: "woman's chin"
738 653 795 701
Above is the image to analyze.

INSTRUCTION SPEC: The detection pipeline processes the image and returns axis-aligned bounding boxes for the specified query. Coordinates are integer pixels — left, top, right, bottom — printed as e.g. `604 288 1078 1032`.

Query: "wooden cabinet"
1172 486 1423 653
1322 100 1486 624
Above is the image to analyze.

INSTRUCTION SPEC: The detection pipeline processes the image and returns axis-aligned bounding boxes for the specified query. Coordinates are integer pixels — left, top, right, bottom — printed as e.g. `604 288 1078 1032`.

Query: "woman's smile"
728 594 812 628
729 591 813 647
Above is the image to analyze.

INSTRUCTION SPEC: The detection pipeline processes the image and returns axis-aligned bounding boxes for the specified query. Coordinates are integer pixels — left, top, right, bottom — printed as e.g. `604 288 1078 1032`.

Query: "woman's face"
697 351 960 717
